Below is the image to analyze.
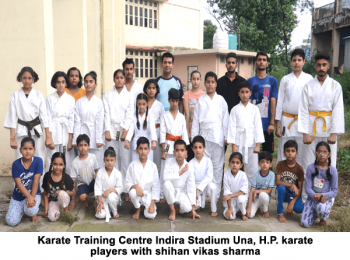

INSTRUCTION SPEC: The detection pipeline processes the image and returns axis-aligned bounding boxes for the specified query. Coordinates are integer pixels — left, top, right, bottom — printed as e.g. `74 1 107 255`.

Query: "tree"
204 19 217 49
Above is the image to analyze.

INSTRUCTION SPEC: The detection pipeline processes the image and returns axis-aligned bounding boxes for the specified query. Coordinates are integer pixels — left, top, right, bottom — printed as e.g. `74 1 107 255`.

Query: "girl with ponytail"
300 141 338 228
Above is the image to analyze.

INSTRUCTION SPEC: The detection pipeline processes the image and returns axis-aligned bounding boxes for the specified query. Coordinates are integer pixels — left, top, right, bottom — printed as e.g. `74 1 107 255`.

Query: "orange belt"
309 111 332 142
155 124 160 129
166 133 182 141
282 111 298 129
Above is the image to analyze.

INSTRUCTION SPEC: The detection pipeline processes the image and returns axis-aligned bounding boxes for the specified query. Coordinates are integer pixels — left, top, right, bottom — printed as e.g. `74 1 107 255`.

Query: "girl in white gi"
298 53 344 203
4 66 53 170
227 82 264 189
73 71 104 168
160 88 189 203
163 140 200 221
95 147 123 222
125 137 160 220
275 49 313 165
124 93 157 161
104 69 134 202
189 136 218 217
222 152 249 221
46 72 75 173
192 72 229 200
144 79 165 173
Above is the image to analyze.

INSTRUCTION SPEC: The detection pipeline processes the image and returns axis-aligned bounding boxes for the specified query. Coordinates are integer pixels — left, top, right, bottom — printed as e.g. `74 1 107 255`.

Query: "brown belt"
17 116 41 138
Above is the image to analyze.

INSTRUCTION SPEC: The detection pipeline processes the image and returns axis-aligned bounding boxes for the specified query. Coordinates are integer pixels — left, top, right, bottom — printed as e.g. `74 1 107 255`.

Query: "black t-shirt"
216 72 247 114
42 172 74 202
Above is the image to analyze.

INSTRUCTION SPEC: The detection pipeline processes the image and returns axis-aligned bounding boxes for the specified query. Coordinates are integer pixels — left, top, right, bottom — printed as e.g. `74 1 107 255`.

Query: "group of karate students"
3 48 344 225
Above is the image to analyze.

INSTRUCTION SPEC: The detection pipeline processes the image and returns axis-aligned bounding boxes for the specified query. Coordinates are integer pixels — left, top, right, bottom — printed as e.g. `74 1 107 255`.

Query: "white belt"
81 121 94 136
237 128 249 164
199 122 221 130
53 117 69 148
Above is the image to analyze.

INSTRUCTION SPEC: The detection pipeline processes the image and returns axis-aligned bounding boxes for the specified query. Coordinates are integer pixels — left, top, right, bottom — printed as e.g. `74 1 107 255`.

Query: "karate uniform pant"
5 195 41 227
46 145 75 173
301 137 337 203
160 154 175 199
105 139 131 193
47 191 70 222
300 199 332 228
132 149 154 162
277 136 304 165
163 181 192 214
236 145 258 190
95 193 120 219
248 192 270 218
204 141 224 199
88 147 105 172
196 182 217 213
129 189 157 219
223 195 247 220
153 139 162 174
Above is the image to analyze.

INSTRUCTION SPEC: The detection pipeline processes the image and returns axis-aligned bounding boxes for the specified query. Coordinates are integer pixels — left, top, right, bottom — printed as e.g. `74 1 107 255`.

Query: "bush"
333 71 350 106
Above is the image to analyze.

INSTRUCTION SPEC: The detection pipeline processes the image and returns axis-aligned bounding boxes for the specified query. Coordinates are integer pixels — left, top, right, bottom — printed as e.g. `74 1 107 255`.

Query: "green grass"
59 211 79 225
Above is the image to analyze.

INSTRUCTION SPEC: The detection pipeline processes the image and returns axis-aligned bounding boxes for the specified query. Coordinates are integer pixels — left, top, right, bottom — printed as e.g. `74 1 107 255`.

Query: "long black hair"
136 93 149 130
143 79 160 98
312 141 332 181
47 152 67 191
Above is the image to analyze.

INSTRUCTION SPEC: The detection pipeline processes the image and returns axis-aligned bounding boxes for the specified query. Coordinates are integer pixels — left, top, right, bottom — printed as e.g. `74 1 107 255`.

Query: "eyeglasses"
316 151 329 155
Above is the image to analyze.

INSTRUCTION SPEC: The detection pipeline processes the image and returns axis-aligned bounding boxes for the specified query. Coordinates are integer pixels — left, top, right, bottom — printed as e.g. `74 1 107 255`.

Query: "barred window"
126 50 158 80
125 0 158 29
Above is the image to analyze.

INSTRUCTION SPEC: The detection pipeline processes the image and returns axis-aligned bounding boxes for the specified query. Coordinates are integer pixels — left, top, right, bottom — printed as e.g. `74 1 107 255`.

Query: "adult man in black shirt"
216 52 247 114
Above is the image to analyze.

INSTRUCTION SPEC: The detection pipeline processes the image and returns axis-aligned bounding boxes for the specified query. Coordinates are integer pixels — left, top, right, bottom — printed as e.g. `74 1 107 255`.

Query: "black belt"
17 116 41 138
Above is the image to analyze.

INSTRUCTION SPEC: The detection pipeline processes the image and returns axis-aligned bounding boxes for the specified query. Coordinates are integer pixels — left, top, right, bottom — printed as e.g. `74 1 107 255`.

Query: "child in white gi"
46 71 75 173
160 88 189 202
189 135 217 217
163 140 201 221
227 81 264 190
125 137 160 220
95 147 123 222
192 71 229 200
223 152 249 221
298 53 344 203
104 69 134 202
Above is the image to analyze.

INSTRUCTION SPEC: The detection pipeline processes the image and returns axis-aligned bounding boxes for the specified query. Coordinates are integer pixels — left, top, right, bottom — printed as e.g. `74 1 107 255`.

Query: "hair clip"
314 165 317 168
328 166 331 169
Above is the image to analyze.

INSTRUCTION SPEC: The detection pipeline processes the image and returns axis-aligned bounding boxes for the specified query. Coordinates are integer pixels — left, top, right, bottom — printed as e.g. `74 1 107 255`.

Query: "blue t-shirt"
156 75 183 111
12 156 43 201
251 170 275 197
247 75 278 131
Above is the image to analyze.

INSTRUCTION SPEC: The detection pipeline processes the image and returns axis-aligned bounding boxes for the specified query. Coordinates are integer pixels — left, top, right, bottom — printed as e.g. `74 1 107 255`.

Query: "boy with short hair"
227 81 265 189
163 140 200 221
125 137 160 220
70 134 100 209
189 135 217 217
276 140 304 223
246 151 275 219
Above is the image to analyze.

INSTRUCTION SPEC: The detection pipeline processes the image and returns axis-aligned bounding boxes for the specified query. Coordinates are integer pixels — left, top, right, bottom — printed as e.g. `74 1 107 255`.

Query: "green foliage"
320 207 350 232
270 64 288 86
59 211 79 225
204 19 217 49
337 146 350 175
345 105 350 132
333 71 350 106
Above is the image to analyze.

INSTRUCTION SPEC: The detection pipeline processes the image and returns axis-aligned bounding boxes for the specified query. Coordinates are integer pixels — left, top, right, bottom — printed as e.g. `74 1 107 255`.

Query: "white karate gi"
103 86 134 192
159 111 189 199
189 157 217 213
298 75 344 203
46 92 76 173
222 170 249 219
227 102 265 189
73 95 105 168
125 159 160 219
126 112 157 162
128 81 144 104
149 100 165 173
163 158 196 214
192 93 229 199
94 167 123 222
276 72 313 165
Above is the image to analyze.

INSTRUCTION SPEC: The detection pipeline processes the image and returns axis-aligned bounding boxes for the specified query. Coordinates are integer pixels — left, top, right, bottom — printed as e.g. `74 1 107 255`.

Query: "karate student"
46 71 75 173
192 71 229 199
104 69 134 202
163 140 201 221
95 147 123 222
276 49 313 165
222 152 249 221
65 67 86 102
125 137 160 220
227 82 264 189
298 53 344 203
144 79 165 173
159 88 189 202
4 66 53 168
125 93 157 161
73 71 104 168
189 136 217 217
123 58 144 101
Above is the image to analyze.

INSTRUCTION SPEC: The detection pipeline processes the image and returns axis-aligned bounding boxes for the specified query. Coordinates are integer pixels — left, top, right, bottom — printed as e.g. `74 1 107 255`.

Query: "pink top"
183 90 205 122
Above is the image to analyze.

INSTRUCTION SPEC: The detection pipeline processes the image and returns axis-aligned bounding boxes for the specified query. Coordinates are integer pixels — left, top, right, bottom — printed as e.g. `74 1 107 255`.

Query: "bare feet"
63 207 69 213
132 208 141 220
113 213 120 219
80 200 88 208
241 214 248 221
278 214 288 223
175 204 180 214
69 199 76 212
205 197 211 203
262 211 269 218
125 193 131 202
318 220 327 226
211 212 218 217
31 215 38 223
160 199 166 204
169 208 176 221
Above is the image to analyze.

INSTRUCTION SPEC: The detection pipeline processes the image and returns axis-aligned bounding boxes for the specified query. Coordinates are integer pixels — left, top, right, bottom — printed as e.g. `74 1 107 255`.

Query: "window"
126 50 158 80
248 58 253 65
240 57 245 64
125 0 158 29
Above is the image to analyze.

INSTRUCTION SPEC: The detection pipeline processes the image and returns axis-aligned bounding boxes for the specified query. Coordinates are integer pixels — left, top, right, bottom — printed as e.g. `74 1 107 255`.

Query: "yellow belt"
282 112 298 129
309 111 332 142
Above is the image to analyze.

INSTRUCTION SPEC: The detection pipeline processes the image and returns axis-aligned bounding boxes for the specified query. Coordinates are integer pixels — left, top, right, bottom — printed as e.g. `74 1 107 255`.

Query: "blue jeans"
276 185 304 215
